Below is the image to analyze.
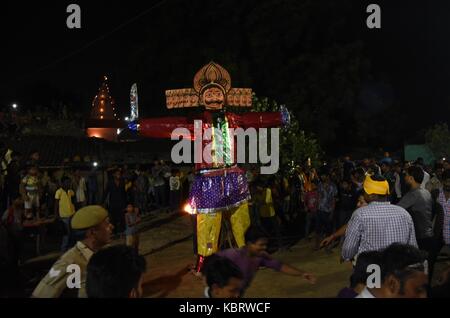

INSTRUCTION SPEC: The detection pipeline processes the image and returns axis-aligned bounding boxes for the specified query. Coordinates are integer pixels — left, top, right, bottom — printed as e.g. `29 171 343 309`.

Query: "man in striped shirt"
342 175 418 262
438 169 450 246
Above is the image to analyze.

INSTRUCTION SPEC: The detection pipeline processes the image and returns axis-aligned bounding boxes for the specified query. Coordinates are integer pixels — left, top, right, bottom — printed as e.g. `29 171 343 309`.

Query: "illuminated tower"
86 75 122 141
90 76 118 120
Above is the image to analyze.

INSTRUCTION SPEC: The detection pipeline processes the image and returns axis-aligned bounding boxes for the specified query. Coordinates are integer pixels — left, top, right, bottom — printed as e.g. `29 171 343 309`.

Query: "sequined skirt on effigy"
188 167 251 214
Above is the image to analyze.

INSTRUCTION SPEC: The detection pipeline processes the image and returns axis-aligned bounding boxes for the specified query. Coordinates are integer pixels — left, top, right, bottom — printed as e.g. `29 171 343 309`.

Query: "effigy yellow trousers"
196 202 250 257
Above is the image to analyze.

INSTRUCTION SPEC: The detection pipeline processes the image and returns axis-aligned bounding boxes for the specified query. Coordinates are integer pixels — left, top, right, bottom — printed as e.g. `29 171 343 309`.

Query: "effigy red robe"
139 110 283 213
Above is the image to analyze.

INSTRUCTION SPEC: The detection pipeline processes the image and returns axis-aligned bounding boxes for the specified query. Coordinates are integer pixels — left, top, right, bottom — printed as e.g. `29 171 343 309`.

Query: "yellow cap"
71 205 108 230
363 175 390 195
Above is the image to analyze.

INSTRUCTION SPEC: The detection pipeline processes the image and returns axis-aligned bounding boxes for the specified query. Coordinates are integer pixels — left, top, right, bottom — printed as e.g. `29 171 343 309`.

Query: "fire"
183 203 196 215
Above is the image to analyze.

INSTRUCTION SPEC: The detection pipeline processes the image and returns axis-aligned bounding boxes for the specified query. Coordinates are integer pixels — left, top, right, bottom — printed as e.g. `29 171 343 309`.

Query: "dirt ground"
22 213 450 298
141 235 353 298
110 213 353 298
139 215 450 298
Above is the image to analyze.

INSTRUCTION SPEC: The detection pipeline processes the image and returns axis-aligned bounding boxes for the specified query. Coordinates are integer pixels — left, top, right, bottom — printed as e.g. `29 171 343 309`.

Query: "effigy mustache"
204 99 223 104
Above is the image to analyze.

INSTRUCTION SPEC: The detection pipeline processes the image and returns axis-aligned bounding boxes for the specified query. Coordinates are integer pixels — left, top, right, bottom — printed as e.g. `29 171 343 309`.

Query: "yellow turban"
363 175 390 195
71 205 108 230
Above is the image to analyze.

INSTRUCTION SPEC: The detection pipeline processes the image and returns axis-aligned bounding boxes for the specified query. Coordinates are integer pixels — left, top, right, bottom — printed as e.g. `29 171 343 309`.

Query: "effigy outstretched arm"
136 117 195 139
232 106 290 128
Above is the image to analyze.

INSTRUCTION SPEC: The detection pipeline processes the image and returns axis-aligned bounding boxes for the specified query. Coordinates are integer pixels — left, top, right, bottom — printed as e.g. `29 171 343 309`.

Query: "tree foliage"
425 123 450 158
252 95 323 169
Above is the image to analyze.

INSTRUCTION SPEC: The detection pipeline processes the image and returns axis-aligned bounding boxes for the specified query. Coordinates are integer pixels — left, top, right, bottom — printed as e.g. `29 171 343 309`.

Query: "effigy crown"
166 61 252 110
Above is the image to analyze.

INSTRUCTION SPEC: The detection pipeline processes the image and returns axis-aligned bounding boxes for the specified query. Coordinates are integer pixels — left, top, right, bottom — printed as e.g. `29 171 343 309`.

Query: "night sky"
1 0 161 115
1 0 449 151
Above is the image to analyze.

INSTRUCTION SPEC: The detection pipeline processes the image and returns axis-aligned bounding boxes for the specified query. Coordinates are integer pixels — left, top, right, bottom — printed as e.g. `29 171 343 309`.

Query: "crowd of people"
247 154 449 250
206 153 450 298
1 140 450 298
0 142 196 296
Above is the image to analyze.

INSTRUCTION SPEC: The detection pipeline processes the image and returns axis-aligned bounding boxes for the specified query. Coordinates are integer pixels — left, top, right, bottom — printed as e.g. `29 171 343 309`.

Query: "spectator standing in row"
103 169 127 236
5 151 21 207
416 157 431 189
74 169 87 210
20 166 41 220
289 167 303 219
351 167 365 192
125 203 141 252
134 167 149 216
381 162 396 202
426 163 444 193
304 180 319 242
280 172 291 222
438 169 450 249
161 160 171 208
26 150 40 168
316 169 338 251
46 172 58 216
55 176 76 252
338 179 357 230
257 180 282 250
393 162 404 203
342 175 417 262
397 165 436 280
169 169 181 212
152 160 166 210
342 155 355 181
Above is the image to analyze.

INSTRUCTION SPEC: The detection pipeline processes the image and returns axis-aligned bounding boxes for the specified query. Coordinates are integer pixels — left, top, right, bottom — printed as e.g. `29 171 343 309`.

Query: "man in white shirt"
421 169 430 189
393 162 403 201
416 157 430 189
74 170 87 209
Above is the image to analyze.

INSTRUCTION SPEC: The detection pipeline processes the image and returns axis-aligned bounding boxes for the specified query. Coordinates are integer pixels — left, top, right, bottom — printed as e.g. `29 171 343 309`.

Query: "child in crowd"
169 169 181 212
125 203 141 252
20 166 41 220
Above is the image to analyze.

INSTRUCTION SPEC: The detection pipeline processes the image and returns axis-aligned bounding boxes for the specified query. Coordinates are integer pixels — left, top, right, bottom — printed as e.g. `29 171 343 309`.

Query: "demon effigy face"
202 86 225 110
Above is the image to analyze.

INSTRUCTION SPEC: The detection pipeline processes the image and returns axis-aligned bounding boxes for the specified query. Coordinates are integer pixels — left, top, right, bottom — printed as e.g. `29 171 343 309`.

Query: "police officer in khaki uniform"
32 206 113 298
